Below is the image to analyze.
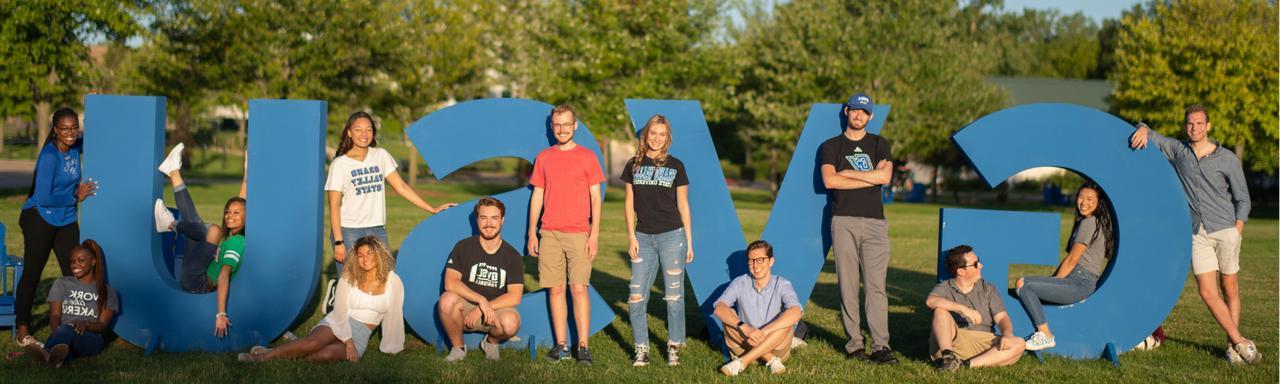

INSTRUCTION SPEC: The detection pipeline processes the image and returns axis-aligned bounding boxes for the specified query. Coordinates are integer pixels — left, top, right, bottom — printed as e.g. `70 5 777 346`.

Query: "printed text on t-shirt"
350 166 385 195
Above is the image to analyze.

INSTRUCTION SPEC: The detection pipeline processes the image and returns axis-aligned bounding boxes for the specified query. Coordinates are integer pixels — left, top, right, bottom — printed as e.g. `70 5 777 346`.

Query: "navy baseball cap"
845 93 873 113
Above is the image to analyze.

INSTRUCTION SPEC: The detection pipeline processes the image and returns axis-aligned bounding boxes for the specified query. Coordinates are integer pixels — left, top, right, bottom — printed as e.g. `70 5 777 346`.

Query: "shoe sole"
633 361 647 367
47 345 69 368
23 344 46 365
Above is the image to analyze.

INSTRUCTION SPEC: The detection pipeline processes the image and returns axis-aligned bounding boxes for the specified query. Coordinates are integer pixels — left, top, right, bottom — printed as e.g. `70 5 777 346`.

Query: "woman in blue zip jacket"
14 108 98 347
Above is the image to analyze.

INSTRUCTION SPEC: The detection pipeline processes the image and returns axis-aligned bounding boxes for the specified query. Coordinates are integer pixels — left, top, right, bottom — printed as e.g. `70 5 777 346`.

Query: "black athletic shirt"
819 132 892 219
621 155 689 234
445 236 524 301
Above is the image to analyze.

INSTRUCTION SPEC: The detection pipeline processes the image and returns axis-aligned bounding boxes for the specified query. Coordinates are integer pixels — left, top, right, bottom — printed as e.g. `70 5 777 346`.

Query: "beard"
479 228 501 240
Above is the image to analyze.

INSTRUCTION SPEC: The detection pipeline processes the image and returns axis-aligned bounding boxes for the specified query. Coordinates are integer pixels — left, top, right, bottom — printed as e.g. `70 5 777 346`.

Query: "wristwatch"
737 320 745 328
333 240 344 247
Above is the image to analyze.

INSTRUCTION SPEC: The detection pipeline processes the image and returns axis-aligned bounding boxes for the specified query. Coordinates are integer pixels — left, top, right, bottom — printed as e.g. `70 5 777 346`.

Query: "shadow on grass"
806 257 940 362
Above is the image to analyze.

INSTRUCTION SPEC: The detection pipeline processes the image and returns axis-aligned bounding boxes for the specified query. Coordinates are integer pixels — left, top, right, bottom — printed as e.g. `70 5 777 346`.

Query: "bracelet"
333 240 344 247
216 312 228 319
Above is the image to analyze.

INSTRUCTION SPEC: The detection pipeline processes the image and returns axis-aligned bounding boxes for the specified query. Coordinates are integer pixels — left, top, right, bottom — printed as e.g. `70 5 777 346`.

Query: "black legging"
16 208 79 326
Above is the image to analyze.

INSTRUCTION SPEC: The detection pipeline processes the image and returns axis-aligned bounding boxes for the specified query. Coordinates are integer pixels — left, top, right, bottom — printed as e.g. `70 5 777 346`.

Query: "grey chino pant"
832 216 891 352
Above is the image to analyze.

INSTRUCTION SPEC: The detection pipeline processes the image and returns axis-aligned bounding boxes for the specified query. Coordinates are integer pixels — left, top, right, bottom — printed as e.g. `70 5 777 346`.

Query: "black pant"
16 208 79 326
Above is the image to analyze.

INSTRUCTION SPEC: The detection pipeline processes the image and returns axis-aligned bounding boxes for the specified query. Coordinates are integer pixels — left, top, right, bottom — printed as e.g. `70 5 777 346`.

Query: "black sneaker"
869 347 900 365
545 343 569 362
576 345 593 366
935 350 962 372
847 348 870 361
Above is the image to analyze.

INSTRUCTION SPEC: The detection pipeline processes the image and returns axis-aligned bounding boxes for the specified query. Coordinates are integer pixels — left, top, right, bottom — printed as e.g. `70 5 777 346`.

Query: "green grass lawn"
0 182 1275 383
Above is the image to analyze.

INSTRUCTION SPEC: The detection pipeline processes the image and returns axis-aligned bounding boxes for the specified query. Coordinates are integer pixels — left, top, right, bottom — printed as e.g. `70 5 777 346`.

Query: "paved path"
0 160 34 189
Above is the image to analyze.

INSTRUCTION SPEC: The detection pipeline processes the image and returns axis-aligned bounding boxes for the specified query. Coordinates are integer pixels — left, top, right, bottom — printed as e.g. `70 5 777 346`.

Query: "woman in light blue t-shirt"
1014 182 1116 351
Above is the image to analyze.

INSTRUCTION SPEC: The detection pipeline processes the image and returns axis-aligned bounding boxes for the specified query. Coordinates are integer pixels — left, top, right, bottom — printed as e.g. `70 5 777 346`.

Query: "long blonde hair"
343 236 395 287
632 114 672 169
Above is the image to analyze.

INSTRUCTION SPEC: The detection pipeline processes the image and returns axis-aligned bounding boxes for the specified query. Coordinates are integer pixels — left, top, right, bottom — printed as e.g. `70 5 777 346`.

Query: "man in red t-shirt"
527 104 605 365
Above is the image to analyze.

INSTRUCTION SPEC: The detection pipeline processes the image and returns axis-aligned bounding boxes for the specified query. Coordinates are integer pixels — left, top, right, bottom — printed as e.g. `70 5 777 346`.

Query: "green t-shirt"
207 234 245 283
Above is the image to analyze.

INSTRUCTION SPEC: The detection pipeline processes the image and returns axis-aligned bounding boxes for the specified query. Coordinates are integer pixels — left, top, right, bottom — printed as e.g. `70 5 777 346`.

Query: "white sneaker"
791 336 808 349
767 356 787 374
18 335 44 349
480 338 501 361
1232 339 1262 364
1226 342 1243 364
155 199 175 233
719 359 744 376
158 143 184 176
1024 332 1056 351
444 346 467 363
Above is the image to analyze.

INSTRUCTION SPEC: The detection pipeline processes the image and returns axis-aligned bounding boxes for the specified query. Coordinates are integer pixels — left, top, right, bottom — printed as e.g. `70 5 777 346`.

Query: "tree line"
1 0 1274 189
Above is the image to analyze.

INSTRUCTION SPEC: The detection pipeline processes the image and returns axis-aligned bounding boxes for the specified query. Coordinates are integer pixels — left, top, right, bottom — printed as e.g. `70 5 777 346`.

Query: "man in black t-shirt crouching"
440 197 526 362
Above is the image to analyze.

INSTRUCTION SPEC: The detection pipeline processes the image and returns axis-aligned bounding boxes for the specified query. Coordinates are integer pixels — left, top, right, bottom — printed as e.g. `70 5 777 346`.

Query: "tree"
1110 0 1278 173
0 0 142 145
983 8 1103 79
734 0 1007 193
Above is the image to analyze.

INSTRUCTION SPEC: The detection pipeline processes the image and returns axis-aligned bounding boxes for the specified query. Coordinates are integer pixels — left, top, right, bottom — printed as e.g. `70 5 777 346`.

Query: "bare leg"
168 169 184 188
932 308 957 352
1195 272 1244 343
968 338 1025 368
738 328 792 366
302 342 350 363
549 285 568 346
262 326 339 361
570 284 590 347
1221 273 1241 329
490 311 521 342
438 292 466 348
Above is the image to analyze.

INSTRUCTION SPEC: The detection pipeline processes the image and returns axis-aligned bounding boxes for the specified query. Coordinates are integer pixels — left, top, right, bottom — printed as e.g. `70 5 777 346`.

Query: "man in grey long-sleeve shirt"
1130 104 1260 364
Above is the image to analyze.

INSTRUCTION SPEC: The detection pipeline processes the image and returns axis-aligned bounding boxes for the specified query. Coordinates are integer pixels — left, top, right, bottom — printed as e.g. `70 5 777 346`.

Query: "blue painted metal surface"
940 103 1191 359
399 98 614 348
81 95 325 352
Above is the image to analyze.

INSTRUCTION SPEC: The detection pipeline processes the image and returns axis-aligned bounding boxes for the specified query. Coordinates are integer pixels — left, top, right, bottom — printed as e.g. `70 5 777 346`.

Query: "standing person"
1014 182 1114 351
818 92 897 364
239 236 405 363
714 240 803 376
152 143 246 338
324 111 455 302
928 245 1024 371
439 197 525 363
527 104 605 365
1129 104 1260 364
15 108 98 347
622 114 693 367
23 239 118 368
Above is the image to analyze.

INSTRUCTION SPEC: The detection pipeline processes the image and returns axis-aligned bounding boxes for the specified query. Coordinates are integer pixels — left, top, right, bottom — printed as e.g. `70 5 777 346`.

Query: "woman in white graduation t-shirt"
325 111 456 266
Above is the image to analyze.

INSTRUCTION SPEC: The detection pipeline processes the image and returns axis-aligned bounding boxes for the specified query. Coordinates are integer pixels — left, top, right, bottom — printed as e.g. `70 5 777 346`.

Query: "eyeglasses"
962 259 982 269
747 256 772 265
552 122 576 129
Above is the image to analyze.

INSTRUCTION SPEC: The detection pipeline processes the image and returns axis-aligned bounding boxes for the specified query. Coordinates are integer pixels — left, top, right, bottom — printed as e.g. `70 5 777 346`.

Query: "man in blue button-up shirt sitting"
713 240 804 376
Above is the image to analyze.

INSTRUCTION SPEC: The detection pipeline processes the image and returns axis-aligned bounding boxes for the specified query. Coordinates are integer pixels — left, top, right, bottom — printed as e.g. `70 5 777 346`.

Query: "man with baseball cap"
818 92 897 364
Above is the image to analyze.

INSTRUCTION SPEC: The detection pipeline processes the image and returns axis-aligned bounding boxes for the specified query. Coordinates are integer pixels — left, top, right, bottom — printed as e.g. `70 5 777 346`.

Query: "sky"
1002 0 1146 22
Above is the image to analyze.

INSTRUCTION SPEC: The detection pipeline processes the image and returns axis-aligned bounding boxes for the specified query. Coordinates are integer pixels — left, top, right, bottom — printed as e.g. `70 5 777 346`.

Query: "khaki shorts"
930 324 997 361
457 301 520 333
723 325 793 362
1192 226 1241 275
537 230 592 287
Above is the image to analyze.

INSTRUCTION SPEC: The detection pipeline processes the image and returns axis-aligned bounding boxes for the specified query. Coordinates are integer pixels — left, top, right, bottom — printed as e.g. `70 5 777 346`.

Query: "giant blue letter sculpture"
81 95 325 352
397 99 614 348
938 103 1191 359
622 100 888 349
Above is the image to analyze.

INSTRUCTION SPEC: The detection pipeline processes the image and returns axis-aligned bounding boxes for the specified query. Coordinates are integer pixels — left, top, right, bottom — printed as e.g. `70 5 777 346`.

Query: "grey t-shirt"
1069 216 1108 277
929 279 1005 333
47 276 119 324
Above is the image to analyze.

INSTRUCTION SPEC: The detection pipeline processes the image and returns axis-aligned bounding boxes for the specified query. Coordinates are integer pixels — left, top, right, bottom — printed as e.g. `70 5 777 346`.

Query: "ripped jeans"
628 227 687 347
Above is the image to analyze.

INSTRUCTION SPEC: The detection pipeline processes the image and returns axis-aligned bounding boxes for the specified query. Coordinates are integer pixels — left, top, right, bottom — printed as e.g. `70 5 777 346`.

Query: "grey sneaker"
935 349 963 372
1226 343 1243 364
632 344 649 367
575 345 593 366
666 343 681 366
480 338 501 361
545 343 569 362
1232 339 1262 364
443 346 467 363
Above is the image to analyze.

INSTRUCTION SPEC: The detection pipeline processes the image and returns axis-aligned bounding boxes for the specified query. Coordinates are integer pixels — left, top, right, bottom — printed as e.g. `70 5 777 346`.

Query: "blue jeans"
45 324 105 363
628 228 687 347
1016 267 1098 327
173 185 218 293
334 226 390 275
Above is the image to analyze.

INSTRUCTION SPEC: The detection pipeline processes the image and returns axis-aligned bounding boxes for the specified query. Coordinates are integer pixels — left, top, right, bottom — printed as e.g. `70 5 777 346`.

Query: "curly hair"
343 236 395 287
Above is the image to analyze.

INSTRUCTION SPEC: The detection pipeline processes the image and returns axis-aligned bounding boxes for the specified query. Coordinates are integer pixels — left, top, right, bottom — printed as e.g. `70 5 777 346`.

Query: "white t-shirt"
325 147 399 228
